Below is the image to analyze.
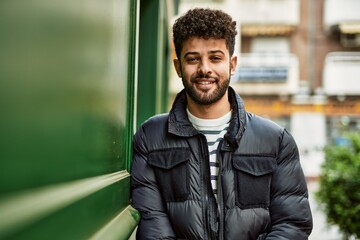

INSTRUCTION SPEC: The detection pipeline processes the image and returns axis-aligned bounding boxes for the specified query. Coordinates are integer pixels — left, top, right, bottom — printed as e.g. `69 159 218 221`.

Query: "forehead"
180 37 229 57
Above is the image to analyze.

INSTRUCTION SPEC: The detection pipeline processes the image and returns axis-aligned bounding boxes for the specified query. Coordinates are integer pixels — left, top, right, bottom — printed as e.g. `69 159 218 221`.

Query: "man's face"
174 37 237 105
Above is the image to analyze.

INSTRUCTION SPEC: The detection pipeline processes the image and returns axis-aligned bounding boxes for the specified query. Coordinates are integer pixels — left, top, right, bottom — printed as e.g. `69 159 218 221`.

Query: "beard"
182 73 230 105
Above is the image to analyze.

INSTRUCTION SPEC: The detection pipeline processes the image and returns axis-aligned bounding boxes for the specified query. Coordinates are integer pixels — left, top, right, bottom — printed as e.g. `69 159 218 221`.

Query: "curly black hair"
173 8 237 59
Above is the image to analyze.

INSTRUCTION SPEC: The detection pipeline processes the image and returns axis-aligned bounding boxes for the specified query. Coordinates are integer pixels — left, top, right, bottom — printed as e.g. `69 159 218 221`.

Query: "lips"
193 78 216 91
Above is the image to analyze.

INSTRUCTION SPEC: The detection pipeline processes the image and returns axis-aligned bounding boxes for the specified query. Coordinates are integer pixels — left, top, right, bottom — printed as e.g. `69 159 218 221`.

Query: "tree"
316 132 360 239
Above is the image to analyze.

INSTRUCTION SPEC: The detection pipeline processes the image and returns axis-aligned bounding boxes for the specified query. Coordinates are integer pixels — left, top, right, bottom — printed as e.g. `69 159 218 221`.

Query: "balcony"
231 0 300 37
323 0 360 47
178 0 299 36
323 52 360 96
231 53 299 95
236 0 299 25
324 0 360 32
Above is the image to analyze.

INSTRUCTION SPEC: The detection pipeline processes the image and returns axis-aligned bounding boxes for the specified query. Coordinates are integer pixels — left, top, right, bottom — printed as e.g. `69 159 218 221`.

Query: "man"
131 8 313 240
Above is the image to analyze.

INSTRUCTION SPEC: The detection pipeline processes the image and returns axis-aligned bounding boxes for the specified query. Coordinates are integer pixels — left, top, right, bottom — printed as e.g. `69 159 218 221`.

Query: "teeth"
198 81 211 85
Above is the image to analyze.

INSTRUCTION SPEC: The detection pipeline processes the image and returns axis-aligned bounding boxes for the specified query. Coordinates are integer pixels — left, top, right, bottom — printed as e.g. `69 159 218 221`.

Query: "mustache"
191 73 215 81
195 73 211 78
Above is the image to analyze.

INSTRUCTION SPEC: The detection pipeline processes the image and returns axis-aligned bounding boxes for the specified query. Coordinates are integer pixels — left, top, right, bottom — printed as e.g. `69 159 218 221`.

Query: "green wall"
136 0 171 128
0 0 139 239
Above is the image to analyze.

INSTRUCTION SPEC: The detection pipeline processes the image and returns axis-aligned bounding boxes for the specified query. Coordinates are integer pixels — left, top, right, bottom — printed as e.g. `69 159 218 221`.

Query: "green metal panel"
4 179 131 239
0 0 133 192
136 0 171 128
90 205 140 240
0 0 139 238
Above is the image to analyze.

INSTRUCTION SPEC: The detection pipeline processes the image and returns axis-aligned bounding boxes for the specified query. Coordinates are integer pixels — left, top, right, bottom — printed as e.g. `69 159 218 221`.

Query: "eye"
185 57 199 64
210 56 222 62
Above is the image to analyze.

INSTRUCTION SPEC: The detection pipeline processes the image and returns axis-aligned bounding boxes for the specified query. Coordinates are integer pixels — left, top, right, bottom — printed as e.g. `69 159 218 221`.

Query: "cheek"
216 65 231 77
181 66 197 77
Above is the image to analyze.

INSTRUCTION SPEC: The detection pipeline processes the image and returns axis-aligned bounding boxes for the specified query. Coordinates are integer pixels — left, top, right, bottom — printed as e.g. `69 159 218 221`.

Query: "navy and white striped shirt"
187 108 231 199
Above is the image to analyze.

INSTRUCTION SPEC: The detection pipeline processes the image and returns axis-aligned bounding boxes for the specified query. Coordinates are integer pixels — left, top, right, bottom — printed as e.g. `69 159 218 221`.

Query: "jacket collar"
168 86 246 150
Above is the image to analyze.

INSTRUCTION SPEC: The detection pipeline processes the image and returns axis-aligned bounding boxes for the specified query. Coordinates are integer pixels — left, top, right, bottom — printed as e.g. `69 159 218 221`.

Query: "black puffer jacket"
131 87 313 240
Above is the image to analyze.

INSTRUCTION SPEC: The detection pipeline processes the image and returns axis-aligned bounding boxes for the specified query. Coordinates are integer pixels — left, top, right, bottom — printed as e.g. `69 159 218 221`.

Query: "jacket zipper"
200 134 212 240
217 141 224 240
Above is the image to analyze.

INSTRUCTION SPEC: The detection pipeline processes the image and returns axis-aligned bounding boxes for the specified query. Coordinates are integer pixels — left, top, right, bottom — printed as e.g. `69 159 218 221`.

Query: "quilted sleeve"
131 126 176 240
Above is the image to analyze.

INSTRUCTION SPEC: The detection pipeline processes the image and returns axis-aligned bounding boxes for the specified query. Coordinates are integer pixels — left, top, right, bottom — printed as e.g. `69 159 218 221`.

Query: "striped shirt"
187 108 231 199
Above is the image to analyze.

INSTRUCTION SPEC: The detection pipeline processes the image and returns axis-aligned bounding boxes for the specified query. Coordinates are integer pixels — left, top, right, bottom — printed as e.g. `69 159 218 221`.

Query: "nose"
197 59 212 75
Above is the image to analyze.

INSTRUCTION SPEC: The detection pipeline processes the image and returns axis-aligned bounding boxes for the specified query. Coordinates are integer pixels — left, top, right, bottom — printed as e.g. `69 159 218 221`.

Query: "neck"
186 92 231 119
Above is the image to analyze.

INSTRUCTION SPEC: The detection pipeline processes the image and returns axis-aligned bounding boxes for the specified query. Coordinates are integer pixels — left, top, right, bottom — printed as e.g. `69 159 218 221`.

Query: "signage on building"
232 67 288 82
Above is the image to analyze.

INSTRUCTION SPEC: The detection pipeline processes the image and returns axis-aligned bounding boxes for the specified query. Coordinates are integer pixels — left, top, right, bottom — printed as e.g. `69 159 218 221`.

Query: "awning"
339 23 360 34
241 25 295 37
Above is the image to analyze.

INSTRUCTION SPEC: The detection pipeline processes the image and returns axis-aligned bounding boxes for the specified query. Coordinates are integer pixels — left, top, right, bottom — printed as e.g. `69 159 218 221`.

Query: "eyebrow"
183 52 199 58
183 50 225 58
209 50 225 55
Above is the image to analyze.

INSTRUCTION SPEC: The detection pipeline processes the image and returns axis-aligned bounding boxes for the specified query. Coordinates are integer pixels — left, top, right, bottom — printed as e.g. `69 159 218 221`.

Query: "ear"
173 59 182 78
230 55 237 75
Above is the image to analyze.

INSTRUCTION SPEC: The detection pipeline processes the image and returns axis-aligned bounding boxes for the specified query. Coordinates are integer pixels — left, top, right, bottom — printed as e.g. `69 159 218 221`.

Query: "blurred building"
171 0 360 179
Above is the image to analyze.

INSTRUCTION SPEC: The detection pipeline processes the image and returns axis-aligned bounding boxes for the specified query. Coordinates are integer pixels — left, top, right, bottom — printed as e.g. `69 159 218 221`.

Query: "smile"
197 81 213 85
194 77 216 85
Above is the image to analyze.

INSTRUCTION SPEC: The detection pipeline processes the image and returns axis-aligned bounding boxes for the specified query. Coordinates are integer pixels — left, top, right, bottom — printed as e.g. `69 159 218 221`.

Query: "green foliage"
316 132 360 239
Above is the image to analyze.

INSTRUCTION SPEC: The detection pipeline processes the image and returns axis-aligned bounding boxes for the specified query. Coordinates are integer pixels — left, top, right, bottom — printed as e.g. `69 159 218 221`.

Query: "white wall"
291 112 326 177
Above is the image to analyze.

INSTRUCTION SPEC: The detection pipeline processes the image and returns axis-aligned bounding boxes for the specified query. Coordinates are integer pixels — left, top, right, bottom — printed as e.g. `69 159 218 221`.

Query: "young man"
131 8 313 240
